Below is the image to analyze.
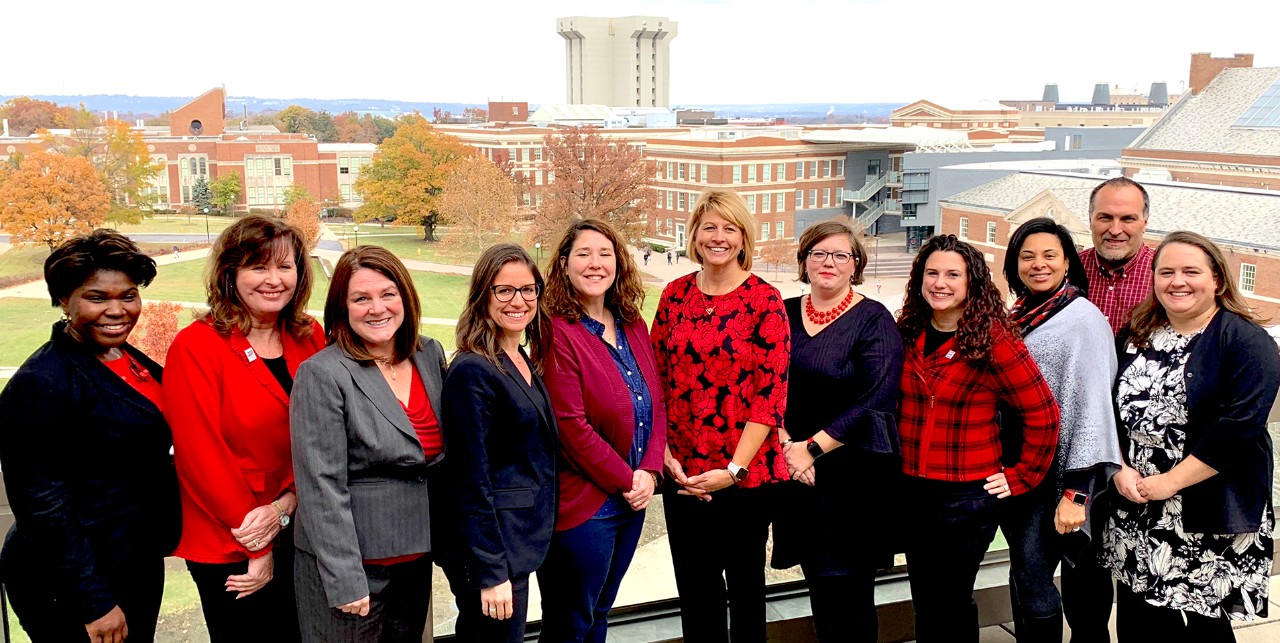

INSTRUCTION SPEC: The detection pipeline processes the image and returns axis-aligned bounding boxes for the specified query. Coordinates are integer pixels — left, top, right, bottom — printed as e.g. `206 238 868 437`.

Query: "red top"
103 352 164 412
650 272 790 487
402 367 443 461
897 323 1060 495
1079 244 1154 335
162 318 326 563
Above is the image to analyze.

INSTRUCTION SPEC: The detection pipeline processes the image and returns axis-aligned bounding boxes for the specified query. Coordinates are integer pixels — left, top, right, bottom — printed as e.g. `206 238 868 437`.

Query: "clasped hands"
1114 464 1177 503
665 452 734 502
781 440 816 487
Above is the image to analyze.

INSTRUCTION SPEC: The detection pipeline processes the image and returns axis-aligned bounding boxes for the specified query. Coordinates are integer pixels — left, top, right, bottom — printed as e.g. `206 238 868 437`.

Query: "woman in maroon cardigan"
539 218 667 643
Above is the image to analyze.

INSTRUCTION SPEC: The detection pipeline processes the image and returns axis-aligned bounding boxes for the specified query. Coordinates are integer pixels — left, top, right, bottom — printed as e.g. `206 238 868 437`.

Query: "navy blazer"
1116 310 1279 533
0 322 181 623
438 349 557 590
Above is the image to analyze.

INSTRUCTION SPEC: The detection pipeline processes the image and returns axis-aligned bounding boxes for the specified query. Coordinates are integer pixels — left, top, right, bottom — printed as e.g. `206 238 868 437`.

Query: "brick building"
891 100 1020 130
938 172 1280 320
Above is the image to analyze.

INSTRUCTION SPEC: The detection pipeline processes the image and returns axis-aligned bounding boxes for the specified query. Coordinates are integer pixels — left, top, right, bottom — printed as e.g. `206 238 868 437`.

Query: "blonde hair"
685 190 757 271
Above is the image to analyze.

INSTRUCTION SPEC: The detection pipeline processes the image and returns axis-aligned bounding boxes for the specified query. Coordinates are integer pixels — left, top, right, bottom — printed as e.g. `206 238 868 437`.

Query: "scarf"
1010 279 1081 337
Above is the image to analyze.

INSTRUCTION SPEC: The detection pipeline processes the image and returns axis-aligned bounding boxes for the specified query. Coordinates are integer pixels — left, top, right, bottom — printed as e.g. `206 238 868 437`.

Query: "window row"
247 156 293 178
338 157 372 175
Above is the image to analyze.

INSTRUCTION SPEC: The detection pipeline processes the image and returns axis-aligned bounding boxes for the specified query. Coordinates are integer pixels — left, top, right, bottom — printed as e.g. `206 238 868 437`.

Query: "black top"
0 322 181 623
262 355 293 395
1116 310 1279 533
924 323 955 356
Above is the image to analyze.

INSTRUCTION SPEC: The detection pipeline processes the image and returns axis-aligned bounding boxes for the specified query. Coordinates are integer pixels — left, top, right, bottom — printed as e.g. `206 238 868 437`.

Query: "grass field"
114 215 236 236
0 298 63 365
0 246 51 282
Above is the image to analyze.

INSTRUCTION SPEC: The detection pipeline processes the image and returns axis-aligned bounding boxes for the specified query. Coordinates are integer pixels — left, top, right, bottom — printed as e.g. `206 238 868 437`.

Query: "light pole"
873 234 880 279
203 208 211 243
353 225 359 249
534 242 542 265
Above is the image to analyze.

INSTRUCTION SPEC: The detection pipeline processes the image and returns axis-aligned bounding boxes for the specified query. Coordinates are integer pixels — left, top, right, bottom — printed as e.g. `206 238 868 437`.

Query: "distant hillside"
0 93 483 118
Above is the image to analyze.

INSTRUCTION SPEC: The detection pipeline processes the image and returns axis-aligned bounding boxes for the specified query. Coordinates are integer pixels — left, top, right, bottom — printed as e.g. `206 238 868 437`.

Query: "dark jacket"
0 322 181 624
438 350 557 590
1116 310 1279 533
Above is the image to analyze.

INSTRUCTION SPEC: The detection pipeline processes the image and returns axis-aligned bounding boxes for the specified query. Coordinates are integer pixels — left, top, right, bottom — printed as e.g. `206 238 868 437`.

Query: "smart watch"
1064 489 1089 506
806 438 825 460
727 462 749 485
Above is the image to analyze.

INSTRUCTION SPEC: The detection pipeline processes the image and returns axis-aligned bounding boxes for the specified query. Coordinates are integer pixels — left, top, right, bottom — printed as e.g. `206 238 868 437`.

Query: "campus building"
556 15 678 108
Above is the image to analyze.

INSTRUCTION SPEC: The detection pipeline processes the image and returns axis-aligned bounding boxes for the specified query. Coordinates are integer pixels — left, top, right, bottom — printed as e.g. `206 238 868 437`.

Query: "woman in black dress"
772 220 904 642
0 230 181 643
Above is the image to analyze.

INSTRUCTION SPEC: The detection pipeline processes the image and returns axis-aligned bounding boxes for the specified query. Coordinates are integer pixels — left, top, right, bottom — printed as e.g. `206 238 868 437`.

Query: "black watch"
806 438 825 460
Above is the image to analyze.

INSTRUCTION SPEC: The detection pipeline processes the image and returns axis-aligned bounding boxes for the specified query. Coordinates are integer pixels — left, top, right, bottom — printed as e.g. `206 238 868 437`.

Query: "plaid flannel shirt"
1079 245 1154 335
898 324 1060 495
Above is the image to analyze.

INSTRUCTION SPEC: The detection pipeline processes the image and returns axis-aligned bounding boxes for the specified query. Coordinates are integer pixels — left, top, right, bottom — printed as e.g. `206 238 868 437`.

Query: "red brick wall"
170 88 226 137
1189 52 1254 95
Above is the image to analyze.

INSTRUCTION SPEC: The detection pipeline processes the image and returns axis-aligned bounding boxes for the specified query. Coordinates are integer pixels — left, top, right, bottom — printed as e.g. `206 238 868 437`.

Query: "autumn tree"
0 152 110 248
759 241 800 278
283 195 322 251
210 174 242 214
275 106 340 142
0 97 75 137
437 155 517 254
282 185 313 208
97 120 165 223
334 112 398 144
133 301 185 365
533 126 655 246
354 114 470 241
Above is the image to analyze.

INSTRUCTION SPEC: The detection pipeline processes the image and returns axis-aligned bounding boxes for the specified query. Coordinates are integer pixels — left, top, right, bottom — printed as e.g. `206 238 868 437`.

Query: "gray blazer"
290 337 447 607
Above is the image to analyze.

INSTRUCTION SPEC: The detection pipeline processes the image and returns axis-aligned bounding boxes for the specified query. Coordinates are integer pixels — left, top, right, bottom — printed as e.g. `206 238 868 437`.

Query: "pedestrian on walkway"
666 250 672 265
876 281 882 295
644 249 651 265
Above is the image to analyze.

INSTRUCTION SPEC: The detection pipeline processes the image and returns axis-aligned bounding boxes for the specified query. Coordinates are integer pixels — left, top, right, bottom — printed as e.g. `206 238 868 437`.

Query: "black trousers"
294 548 432 643
903 477 1000 643
1059 498 1117 643
1114 584 1235 643
447 572 531 643
5 555 164 643
187 530 301 643
663 484 773 643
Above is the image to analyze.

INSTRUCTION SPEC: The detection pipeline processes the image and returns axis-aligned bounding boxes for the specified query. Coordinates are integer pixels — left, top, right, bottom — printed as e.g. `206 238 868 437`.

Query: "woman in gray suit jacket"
291 246 449 642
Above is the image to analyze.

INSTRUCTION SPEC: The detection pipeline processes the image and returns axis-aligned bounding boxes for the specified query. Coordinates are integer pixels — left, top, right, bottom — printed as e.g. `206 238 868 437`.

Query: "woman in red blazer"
162 216 325 642
539 219 667 642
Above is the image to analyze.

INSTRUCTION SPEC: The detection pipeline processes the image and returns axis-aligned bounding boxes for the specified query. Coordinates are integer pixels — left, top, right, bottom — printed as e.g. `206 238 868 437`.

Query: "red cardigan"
162 318 326 563
544 315 668 531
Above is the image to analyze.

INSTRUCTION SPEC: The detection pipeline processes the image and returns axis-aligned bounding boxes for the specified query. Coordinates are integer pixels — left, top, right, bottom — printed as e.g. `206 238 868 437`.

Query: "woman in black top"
0 230 181 643
772 221 904 642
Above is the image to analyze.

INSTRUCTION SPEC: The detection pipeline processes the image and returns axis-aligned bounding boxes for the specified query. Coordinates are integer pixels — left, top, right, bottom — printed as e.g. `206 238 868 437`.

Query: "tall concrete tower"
557 16 678 108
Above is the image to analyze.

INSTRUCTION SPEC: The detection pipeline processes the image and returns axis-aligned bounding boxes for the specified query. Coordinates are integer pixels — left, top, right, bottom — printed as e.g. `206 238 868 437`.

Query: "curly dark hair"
897 234 1015 364
45 229 157 305
543 218 646 323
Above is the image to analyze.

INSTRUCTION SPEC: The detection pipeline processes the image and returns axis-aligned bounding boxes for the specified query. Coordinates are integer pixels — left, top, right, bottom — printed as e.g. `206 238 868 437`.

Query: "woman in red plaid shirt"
895 234 1060 643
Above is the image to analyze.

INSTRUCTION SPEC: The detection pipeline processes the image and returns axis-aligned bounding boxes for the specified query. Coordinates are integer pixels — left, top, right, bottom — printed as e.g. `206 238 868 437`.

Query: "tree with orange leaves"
284 191 322 251
133 300 186 366
437 155 517 253
354 114 471 241
533 126 655 246
0 152 109 248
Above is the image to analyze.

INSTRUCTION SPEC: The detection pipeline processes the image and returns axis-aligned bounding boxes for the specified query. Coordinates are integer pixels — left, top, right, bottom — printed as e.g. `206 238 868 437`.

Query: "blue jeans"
999 478 1068 642
538 507 646 643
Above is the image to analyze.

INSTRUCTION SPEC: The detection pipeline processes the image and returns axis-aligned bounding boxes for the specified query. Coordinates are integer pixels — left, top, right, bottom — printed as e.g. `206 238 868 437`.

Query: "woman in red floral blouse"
650 190 790 643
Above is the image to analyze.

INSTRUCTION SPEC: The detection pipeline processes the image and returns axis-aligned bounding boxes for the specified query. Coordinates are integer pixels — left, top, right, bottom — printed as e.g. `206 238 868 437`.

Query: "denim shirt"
581 313 653 518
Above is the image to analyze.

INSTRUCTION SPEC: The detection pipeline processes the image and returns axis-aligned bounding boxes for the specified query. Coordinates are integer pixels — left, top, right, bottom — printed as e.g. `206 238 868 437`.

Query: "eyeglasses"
490 284 541 302
806 250 857 265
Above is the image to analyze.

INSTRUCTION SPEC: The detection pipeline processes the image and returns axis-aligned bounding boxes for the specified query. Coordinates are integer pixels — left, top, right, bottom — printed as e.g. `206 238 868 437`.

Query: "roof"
529 104 615 122
940 171 1280 250
1130 67 1280 156
803 126 972 151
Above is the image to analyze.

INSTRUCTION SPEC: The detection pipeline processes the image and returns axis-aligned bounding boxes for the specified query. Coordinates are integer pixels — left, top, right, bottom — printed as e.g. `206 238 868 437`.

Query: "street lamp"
353 225 359 249
534 242 542 265
203 208 211 243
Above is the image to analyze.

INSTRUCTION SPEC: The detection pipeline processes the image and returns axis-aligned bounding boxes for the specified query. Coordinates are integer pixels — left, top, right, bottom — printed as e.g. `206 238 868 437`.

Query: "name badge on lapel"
945 350 956 360
1125 343 1137 354
244 347 257 362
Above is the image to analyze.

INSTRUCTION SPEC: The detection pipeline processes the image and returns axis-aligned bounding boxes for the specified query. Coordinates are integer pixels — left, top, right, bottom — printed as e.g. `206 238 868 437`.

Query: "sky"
7 0 1280 108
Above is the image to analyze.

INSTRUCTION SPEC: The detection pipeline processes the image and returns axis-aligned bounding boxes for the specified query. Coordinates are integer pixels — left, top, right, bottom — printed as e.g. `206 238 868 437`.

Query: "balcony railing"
843 172 889 203
886 171 903 187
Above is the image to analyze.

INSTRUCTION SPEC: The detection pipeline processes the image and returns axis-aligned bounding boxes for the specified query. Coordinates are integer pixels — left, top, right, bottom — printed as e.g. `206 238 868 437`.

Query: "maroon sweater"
544 315 668 531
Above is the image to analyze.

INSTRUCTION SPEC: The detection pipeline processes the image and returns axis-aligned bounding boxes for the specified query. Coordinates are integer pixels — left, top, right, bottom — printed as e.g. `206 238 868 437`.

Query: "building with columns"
556 16 678 108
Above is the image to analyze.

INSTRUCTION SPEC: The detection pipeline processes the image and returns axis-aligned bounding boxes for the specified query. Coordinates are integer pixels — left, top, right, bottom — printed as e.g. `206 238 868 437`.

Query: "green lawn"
147 258 334 312
114 215 236 236
0 246 50 282
0 298 63 366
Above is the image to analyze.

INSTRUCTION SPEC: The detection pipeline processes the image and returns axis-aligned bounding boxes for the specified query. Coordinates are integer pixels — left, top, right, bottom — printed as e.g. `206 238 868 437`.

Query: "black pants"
806 572 877 643
664 484 773 643
1115 584 1235 643
448 572 531 643
294 547 432 643
6 555 164 643
1059 499 1116 643
903 477 1000 643
187 531 301 643
999 478 1066 643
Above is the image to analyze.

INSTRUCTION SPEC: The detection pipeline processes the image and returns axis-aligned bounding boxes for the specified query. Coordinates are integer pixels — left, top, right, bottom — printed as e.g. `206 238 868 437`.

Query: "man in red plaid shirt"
1079 177 1155 335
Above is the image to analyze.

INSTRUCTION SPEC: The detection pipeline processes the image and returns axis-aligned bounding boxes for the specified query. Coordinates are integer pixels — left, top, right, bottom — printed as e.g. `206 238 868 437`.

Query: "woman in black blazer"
0 230 181 643
291 246 449 642
439 243 557 643
1102 231 1279 642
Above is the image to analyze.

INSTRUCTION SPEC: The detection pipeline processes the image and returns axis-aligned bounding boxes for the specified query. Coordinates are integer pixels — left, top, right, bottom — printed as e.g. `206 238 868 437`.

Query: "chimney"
1148 82 1169 107
1189 52 1254 95
1091 83 1111 106
1042 84 1060 104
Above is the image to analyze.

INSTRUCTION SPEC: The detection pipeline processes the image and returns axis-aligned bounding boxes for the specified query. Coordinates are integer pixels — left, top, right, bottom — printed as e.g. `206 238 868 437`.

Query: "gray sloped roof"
941 172 1280 250
1130 67 1280 156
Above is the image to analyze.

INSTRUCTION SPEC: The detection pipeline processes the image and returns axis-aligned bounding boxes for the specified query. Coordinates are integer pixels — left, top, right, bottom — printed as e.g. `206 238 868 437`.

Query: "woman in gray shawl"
998 217 1123 643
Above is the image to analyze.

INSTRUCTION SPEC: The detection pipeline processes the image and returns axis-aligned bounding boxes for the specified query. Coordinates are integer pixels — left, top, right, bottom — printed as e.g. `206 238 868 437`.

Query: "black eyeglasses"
490 284 541 302
806 250 857 265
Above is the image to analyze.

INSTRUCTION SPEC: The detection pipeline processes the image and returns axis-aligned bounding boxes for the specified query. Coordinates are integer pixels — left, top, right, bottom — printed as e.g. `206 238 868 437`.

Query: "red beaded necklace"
804 287 855 325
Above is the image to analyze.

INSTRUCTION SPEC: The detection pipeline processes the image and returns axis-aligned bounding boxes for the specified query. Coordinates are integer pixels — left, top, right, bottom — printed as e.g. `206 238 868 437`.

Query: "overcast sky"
8 0 1278 107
